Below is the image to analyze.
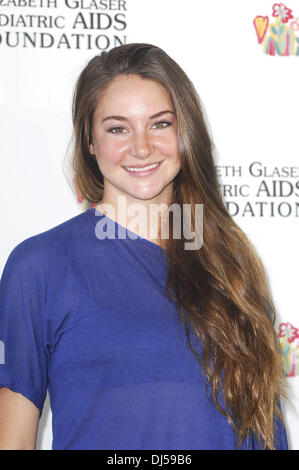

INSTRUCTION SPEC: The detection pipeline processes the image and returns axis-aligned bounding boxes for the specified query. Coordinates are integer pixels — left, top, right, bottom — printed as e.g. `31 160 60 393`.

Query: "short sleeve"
0 239 49 418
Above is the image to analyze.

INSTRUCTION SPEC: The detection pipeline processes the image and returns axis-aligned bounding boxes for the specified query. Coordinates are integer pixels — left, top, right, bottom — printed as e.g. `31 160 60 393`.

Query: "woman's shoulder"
2 210 91 278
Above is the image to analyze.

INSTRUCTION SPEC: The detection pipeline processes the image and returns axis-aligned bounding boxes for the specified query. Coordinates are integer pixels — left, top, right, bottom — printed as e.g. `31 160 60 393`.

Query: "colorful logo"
253 3 299 56
279 322 299 377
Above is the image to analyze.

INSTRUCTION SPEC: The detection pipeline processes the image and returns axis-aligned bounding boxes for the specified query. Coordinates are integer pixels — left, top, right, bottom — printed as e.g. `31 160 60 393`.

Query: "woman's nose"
130 131 153 159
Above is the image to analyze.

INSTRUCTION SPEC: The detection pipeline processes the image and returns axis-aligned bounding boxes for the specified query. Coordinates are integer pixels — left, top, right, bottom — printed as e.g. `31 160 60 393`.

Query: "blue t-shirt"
0 208 288 450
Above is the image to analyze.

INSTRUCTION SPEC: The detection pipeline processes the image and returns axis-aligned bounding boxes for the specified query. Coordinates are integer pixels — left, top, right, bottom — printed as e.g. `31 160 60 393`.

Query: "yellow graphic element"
254 16 269 43
280 335 299 377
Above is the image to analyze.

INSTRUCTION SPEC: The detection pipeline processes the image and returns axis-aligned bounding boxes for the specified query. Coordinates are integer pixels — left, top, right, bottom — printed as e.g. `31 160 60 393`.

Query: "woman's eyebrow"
150 110 175 120
101 110 175 123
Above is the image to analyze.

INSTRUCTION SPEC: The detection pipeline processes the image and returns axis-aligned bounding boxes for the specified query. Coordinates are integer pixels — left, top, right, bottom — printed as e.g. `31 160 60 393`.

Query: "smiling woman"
0 43 289 450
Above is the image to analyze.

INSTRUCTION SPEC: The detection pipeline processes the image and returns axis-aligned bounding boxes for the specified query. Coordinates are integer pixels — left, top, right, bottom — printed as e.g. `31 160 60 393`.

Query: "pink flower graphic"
272 3 294 23
279 322 299 343
290 17 299 31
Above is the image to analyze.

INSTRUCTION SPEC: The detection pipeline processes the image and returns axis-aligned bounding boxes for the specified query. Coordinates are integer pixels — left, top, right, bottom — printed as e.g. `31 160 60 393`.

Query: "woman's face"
89 74 181 207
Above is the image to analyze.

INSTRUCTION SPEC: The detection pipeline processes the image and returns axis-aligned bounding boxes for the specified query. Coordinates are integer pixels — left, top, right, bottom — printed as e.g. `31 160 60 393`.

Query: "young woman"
0 43 288 450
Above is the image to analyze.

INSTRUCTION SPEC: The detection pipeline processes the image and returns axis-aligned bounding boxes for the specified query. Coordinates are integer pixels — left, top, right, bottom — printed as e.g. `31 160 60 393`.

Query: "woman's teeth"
124 162 160 172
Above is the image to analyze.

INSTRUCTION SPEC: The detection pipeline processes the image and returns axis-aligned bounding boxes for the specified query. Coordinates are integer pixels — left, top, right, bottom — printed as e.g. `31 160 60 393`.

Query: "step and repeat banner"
0 0 298 450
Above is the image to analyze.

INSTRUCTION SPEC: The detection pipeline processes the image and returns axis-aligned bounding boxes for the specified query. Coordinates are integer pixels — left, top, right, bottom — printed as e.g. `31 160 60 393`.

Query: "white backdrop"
0 0 298 450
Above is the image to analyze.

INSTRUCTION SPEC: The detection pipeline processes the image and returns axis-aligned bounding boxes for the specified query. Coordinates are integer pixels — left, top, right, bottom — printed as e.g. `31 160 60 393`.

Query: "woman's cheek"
157 140 178 157
102 143 128 166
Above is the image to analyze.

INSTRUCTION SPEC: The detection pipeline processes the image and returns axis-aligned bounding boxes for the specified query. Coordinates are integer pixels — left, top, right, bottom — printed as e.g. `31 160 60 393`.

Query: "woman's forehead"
94 75 174 117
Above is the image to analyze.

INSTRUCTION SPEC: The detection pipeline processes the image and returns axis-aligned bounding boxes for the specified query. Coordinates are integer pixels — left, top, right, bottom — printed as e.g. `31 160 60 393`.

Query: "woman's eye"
108 126 127 135
152 120 171 129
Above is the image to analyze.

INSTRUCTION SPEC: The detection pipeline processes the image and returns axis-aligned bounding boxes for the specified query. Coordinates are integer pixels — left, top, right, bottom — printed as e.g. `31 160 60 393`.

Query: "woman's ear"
89 142 95 155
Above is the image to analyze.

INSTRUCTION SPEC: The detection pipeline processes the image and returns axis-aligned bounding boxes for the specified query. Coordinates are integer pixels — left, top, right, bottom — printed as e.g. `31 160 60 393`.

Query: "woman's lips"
123 161 162 177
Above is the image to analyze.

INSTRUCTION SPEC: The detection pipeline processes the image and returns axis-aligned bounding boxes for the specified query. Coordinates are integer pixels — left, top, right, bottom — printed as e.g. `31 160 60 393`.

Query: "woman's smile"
123 160 163 177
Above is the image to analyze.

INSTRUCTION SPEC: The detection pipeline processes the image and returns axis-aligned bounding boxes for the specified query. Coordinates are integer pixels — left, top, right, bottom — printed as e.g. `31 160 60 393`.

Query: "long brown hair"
69 43 287 449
